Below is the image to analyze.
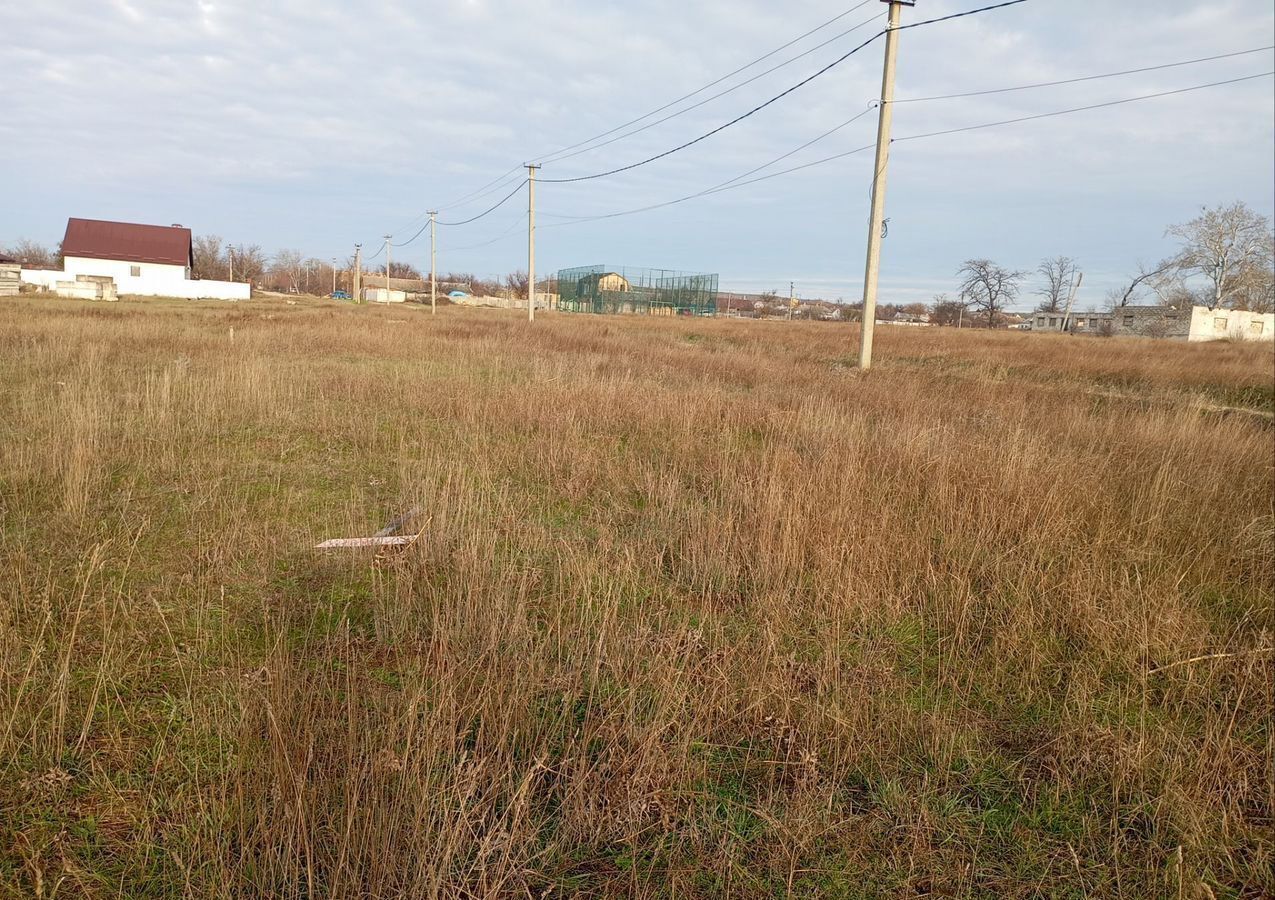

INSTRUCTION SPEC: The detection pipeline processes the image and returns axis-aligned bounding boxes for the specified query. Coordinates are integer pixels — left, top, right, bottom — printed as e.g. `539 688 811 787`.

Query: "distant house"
20 218 249 300
1033 305 1272 342
571 271 631 296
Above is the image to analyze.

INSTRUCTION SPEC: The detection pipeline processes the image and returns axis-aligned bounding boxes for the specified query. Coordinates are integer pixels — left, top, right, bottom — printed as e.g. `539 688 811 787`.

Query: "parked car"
330 290 350 300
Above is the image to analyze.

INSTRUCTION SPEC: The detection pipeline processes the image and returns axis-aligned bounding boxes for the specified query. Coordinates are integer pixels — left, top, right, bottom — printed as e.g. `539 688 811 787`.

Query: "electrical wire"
533 1 877 165
893 71 1274 143
435 165 527 212
540 104 879 223
391 218 432 249
536 8 885 167
542 69 1272 228
539 31 885 184
891 45 1275 103
383 177 525 248
421 2 881 216
540 143 876 229
539 0 1032 184
442 213 529 253
434 179 528 228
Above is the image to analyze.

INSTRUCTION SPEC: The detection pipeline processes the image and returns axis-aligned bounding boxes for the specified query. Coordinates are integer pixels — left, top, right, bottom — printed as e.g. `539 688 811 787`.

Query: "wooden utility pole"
526 164 539 322
429 211 438 315
857 0 910 370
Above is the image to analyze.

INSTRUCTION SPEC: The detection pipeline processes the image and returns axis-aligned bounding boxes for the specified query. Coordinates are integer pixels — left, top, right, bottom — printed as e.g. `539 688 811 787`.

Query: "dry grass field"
1 294 1272 898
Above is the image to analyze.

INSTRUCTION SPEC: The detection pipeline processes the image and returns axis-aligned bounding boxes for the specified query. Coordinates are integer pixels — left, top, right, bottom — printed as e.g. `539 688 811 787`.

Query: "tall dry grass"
0 296 1271 898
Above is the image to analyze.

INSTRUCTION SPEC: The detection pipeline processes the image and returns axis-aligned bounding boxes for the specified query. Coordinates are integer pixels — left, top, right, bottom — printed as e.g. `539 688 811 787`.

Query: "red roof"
61 218 193 267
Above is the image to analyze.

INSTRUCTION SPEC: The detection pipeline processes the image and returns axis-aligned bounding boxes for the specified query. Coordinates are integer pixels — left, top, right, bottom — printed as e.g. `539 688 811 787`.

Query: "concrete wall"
1188 306 1274 342
364 288 407 303
1030 305 1274 342
1033 312 1110 333
0 263 19 297
21 261 249 300
1110 306 1191 339
449 294 558 311
56 275 117 301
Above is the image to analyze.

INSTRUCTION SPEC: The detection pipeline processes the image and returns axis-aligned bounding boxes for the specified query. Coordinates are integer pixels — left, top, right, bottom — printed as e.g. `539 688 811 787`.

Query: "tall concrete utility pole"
353 244 362 303
789 281 795 321
857 0 911 371
1061 271 1083 333
429 211 438 315
526 164 539 322
383 234 392 301
331 257 337 295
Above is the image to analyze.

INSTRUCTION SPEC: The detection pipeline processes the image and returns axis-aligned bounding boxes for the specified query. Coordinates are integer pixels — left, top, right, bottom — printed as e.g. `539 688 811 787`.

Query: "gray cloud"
2 0 1271 307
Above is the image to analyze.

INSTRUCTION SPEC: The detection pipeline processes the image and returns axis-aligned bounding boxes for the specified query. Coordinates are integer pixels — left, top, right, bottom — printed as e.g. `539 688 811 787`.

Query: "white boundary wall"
364 288 407 303
21 259 249 300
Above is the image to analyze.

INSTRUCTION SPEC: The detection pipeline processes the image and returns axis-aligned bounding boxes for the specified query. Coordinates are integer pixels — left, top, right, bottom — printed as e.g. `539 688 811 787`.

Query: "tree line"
929 201 1273 328
6 202 1270 310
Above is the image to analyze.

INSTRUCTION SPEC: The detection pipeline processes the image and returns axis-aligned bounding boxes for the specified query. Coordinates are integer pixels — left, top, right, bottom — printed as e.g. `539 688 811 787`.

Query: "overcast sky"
3 0 1272 308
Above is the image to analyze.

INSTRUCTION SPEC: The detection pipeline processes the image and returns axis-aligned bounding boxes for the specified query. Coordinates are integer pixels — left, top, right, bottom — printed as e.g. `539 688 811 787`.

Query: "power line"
539 0 1032 184
539 31 886 184
893 71 1274 143
892 45 1275 103
541 144 876 229
383 182 523 251
435 166 526 212
387 2 887 228
390 218 432 249
442 213 529 253
537 7 886 167
542 69 1272 227
894 0 1029 33
541 105 879 223
420 2 880 217
432 180 528 229
533 1 877 165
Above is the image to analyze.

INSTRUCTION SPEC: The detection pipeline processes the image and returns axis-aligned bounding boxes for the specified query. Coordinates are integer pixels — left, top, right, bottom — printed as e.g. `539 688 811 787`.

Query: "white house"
20 218 249 301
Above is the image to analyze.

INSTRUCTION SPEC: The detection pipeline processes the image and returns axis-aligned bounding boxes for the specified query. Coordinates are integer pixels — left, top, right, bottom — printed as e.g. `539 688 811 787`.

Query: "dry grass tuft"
1 295 1272 898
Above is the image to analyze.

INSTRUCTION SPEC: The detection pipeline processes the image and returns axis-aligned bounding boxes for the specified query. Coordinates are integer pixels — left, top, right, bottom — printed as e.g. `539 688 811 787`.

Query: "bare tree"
300 258 335 295
1165 202 1274 310
1035 256 1077 312
957 259 1024 328
929 292 970 327
270 249 304 292
192 234 224 280
387 261 421 280
228 244 266 285
1111 259 1174 307
1230 256 1275 313
504 270 529 298
4 239 57 267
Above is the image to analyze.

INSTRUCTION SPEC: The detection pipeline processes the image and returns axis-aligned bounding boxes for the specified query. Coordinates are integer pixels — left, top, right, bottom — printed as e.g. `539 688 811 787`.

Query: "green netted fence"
556 265 718 316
